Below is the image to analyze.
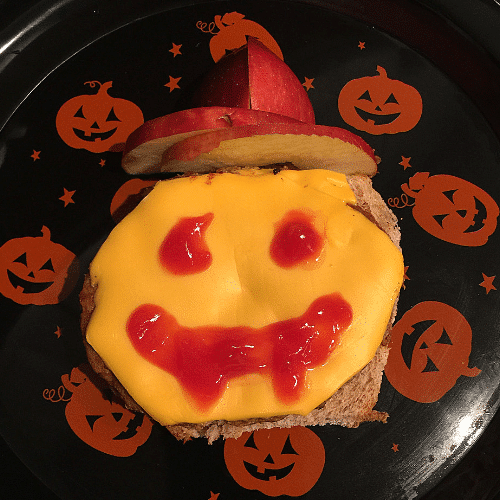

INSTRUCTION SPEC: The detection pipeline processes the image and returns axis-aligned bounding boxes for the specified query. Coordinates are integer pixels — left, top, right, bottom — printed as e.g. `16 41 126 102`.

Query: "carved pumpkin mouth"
243 461 295 481
72 127 118 142
7 269 53 294
354 106 401 125
113 412 147 440
85 410 147 441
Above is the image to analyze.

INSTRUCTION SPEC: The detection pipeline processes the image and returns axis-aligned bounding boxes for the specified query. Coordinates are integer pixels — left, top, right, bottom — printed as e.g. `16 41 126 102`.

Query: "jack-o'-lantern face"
62 364 153 457
0 226 79 305
224 427 325 497
87 169 404 425
56 81 143 153
385 301 481 403
402 173 499 246
338 66 422 135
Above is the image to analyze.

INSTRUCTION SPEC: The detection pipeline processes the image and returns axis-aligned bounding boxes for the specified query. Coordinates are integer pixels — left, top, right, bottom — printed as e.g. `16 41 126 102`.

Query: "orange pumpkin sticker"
385 301 481 403
44 364 153 457
56 81 144 153
401 172 499 246
0 226 79 305
110 178 158 223
338 66 422 135
224 427 325 497
197 12 283 62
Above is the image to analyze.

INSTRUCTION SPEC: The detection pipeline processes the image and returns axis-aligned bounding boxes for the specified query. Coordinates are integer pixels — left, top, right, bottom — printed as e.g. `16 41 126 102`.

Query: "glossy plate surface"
1 1 500 499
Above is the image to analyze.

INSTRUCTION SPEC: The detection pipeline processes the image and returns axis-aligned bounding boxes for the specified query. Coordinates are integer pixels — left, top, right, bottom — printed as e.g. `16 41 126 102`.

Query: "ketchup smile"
127 294 352 411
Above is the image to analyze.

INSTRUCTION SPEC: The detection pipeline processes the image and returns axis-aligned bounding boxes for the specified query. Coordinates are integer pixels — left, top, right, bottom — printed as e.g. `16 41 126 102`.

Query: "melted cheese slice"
86 168 404 425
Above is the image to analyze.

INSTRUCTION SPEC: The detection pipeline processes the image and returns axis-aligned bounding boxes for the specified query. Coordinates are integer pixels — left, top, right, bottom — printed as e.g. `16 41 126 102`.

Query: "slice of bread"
80 171 401 443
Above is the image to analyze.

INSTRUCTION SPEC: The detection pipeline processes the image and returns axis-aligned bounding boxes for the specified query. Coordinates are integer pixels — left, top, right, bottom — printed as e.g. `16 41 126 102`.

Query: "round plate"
1 1 500 499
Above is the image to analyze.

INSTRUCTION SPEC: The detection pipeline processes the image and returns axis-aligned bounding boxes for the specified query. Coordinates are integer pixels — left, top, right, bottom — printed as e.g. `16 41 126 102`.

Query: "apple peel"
122 107 303 174
191 37 315 124
160 123 378 176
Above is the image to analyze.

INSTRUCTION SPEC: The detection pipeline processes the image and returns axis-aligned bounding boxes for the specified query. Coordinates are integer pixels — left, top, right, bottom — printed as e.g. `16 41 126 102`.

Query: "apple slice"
191 37 315 124
159 123 378 176
122 106 303 174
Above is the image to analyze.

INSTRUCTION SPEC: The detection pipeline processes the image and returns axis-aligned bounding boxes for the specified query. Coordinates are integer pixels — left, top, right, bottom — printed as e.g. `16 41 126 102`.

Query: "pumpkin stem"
41 225 51 240
42 385 72 403
84 80 102 89
196 19 219 34
84 81 113 94
376 66 387 78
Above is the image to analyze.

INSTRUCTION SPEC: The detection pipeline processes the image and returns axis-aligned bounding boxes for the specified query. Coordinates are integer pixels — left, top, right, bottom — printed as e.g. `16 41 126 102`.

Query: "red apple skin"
160 123 378 175
122 106 303 174
191 37 315 124
191 45 250 109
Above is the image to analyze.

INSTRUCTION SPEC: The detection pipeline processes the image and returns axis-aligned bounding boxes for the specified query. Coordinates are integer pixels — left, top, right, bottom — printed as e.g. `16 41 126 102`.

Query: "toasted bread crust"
80 171 401 442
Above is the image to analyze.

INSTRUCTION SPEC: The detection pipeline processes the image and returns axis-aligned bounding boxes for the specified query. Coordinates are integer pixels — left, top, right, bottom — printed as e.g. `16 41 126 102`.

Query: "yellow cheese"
86 168 404 425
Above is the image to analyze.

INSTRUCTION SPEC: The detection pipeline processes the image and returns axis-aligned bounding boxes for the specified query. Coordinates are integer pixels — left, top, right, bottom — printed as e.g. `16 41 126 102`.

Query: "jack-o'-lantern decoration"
0 226 79 305
224 427 325 497
338 66 422 135
401 172 499 246
59 364 153 457
196 12 283 62
56 81 144 153
110 178 158 223
385 301 481 403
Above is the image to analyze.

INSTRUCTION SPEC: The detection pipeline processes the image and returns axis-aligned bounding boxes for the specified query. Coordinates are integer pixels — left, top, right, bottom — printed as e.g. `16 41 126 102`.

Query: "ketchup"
127 294 352 411
159 213 214 275
270 210 324 268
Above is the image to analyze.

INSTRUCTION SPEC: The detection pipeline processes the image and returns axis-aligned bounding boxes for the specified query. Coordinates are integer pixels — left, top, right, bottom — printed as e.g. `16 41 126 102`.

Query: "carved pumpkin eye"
224 427 326 497
358 90 372 101
385 301 482 403
106 107 121 122
40 258 55 272
385 93 399 104
62 365 153 457
281 435 299 455
13 252 28 266
338 65 423 135
55 80 144 153
74 106 85 119
244 432 258 449
401 173 499 246
0 226 79 305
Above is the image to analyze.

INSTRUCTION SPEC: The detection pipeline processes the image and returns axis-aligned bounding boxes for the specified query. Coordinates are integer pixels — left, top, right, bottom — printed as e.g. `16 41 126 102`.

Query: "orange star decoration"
208 492 220 500
392 443 399 452
358 41 366 50
99 159 106 167
31 150 41 161
59 188 76 207
165 76 181 92
54 326 62 338
302 77 315 91
402 266 410 289
479 274 496 294
169 43 182 57
399 156 412 170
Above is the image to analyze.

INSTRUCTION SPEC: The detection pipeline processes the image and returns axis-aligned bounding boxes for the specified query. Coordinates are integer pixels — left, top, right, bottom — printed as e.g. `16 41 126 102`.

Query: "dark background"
1 0 500 498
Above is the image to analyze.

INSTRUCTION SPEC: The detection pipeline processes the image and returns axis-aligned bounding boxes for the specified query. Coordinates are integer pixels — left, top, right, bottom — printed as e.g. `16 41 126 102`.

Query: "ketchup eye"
270 210 324 268
159 212 214 275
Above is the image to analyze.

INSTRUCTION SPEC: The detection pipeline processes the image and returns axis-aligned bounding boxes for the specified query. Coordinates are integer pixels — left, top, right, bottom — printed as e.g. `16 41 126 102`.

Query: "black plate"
1 1 500 499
